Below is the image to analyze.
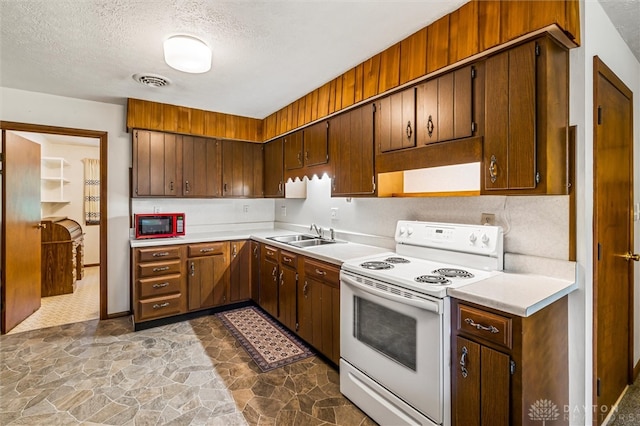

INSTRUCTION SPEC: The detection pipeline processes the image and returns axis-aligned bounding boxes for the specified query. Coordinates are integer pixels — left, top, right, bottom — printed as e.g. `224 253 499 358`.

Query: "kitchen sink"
267 234 318 243
288 238 337 248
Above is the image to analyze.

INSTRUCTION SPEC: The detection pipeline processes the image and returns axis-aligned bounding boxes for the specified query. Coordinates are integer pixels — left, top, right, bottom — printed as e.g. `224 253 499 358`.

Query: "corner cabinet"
482 35 569 194
329 103 376 196
451 298 569 426
222 140 264 198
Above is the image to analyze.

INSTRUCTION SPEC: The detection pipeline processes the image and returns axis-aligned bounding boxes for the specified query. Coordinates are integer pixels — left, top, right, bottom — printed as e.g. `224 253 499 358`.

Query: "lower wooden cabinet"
451 297 569 426
259 245 280 318
229 240 251 302
187 242 229 310
132 245 187 323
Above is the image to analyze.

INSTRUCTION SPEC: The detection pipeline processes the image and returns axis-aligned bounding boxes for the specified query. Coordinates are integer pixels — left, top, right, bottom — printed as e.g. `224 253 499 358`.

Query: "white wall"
41 142 101 265
0 87 131 315
571 1 640 423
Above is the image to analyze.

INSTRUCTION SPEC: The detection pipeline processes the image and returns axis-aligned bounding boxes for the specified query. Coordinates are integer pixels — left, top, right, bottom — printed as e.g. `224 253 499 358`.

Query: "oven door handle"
341 274 441 314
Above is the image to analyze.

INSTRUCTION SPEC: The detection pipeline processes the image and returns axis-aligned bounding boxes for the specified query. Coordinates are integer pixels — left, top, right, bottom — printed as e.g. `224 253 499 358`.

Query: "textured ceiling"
599 0 640 62
0 0 468 119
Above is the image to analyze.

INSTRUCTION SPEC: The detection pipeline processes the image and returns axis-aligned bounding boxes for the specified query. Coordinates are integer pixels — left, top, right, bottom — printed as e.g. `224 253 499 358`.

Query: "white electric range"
340 220 503 426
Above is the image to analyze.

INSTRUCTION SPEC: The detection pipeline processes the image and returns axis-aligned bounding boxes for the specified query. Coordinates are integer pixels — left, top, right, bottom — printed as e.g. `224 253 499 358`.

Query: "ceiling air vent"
132 73 171 88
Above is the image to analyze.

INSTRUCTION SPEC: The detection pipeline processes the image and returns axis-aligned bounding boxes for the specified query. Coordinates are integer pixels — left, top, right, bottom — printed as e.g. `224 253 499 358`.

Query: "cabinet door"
259 256 279 318
133 130 181 196
376 87 416 152
187 254 227 310
416 79 439 145
453 336 481 426
279 261 297 331
284 130 304 170
480 346 510 426
330 105 375 196
298 278 314 344
222 140 244 197
263 138 284 197
484 41 536 191
250 241 260 301
303 121 329 166
183 136 221 197
229 240 250 302
452 65 473 140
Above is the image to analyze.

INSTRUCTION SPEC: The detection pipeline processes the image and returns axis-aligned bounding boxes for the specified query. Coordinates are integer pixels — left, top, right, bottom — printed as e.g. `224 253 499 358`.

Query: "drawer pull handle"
152 252 170 257
489 155 498 183
152 282 169 289
152 302 170 309
465 318 499 334
152 266 170 272
460 346 469 378
283 257 292 263
315 268 326 276
200 248 214 253
303 281 308 297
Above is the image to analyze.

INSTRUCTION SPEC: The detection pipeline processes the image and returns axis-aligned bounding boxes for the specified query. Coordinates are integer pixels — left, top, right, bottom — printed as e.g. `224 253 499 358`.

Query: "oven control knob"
481 233 490 245
469 233 477 244
399 226 407 236
407 227 414 236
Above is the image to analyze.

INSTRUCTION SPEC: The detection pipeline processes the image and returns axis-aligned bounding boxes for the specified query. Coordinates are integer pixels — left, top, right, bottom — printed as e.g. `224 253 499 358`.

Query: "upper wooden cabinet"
222 140 264 198
263 138 284 198
375 87 416 153
329 104 376 196
283 130 304 171
482 35 568 194
182 136 221 197
416 65 475 145
132 130 182 197
303 121 330 166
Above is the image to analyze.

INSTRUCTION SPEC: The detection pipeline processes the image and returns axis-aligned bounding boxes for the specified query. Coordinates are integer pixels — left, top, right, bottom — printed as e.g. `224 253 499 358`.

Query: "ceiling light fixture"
163 35 211 74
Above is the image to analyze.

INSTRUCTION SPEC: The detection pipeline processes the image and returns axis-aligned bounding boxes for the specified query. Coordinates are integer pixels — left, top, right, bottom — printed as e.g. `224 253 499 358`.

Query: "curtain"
83 158 100 225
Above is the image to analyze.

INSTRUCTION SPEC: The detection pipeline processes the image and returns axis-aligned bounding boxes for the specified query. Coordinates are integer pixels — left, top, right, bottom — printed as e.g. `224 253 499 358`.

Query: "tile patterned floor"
0 314 376 426
8 266 100 335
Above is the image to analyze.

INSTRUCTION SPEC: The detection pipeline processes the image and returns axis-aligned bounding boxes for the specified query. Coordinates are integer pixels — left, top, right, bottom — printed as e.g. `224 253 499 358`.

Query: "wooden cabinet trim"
187 242 226 258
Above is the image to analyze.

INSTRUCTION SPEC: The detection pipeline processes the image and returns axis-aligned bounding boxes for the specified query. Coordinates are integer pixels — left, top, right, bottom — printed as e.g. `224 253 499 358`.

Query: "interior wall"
41 141 101 265
0 87 130 315
574 0 640 423
276 176 571 260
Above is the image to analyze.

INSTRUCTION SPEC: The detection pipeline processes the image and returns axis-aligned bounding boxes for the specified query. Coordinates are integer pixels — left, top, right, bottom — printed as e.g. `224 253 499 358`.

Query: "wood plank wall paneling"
127 1 581 142
127 98 263 142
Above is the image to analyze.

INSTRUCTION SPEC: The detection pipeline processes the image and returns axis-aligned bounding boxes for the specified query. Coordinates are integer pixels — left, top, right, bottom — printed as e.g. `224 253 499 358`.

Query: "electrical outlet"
243 205 249 213
481 213 495 226
280 205 287 217
331 207 339 220
153 206 161 213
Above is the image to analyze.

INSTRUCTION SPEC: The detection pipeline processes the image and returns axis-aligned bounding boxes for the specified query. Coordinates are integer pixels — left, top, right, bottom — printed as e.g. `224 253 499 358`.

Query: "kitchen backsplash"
276 176 570 261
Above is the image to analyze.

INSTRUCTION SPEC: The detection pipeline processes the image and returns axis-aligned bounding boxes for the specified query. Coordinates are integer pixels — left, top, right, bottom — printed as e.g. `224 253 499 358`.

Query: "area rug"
216 306 314 372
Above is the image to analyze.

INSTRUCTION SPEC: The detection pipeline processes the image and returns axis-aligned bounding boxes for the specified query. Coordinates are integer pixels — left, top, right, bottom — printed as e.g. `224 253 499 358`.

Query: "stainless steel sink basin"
288 238 337 248
267 234 317 243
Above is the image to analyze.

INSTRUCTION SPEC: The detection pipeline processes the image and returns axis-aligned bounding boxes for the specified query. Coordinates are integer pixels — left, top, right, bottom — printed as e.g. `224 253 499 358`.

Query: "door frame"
0 121 108 321
591 56 635 412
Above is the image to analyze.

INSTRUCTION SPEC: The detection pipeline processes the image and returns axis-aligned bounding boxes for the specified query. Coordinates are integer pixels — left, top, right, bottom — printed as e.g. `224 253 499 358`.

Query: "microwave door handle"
340 274 441 314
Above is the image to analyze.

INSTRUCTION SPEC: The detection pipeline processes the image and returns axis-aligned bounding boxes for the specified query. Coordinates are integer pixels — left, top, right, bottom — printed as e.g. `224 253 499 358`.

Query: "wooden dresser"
41 217 84 296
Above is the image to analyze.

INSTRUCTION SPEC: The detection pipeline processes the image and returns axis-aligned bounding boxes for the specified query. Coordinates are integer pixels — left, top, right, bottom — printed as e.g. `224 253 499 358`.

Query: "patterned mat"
216 306 314 372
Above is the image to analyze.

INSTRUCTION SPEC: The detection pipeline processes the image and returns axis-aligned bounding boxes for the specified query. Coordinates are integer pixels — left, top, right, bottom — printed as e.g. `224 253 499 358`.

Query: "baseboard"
84 263 100 267
634 359 640 380
107 311 131 319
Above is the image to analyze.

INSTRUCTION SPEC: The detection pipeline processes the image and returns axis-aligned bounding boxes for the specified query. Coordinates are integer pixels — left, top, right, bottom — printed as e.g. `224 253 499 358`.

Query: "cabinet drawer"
262 245 279 261
304 258 339 286
137 259 181 278
137 293 185 321
137 246 181 262
137 274 182 299
457 304 512 349
187 242 226 257
280 250 298 267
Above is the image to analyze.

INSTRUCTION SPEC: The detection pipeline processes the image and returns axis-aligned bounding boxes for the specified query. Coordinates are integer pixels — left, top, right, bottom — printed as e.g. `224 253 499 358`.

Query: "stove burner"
433 268 474 278
361 261 394 270
415 275 451 285
384 257 410 264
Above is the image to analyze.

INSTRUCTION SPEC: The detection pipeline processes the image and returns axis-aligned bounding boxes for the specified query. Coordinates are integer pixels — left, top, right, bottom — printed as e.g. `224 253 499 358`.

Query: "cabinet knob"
406 121 413 139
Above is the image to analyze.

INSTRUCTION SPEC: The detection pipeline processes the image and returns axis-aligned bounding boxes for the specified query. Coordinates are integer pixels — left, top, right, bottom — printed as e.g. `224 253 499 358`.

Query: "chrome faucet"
310 223 323 238
329 228 335 241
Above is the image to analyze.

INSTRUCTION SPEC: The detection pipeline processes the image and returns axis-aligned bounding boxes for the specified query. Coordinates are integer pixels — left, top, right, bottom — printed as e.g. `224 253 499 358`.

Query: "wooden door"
222 140 243 197
377 87 416 152
248 142 263 197
184 136 220 197
593 57 634 424
303 121 329 166
330 105 375 196
229 240 250 302
263 138 284 197
187 253 226 310
284 130 303 170
2 131 42 333
133 130 181 197
259 255 279 318
278 255 297 331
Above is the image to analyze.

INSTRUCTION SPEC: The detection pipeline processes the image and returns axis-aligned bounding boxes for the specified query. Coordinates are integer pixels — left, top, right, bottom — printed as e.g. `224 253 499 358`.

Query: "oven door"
340 270 448 425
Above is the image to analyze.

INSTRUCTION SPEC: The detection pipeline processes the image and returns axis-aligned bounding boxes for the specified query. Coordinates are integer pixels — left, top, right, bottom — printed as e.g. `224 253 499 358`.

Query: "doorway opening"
0 121 108 334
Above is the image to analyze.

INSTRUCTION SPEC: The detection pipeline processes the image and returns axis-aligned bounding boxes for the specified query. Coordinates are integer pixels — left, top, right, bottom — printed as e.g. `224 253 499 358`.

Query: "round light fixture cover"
163 35 211 74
